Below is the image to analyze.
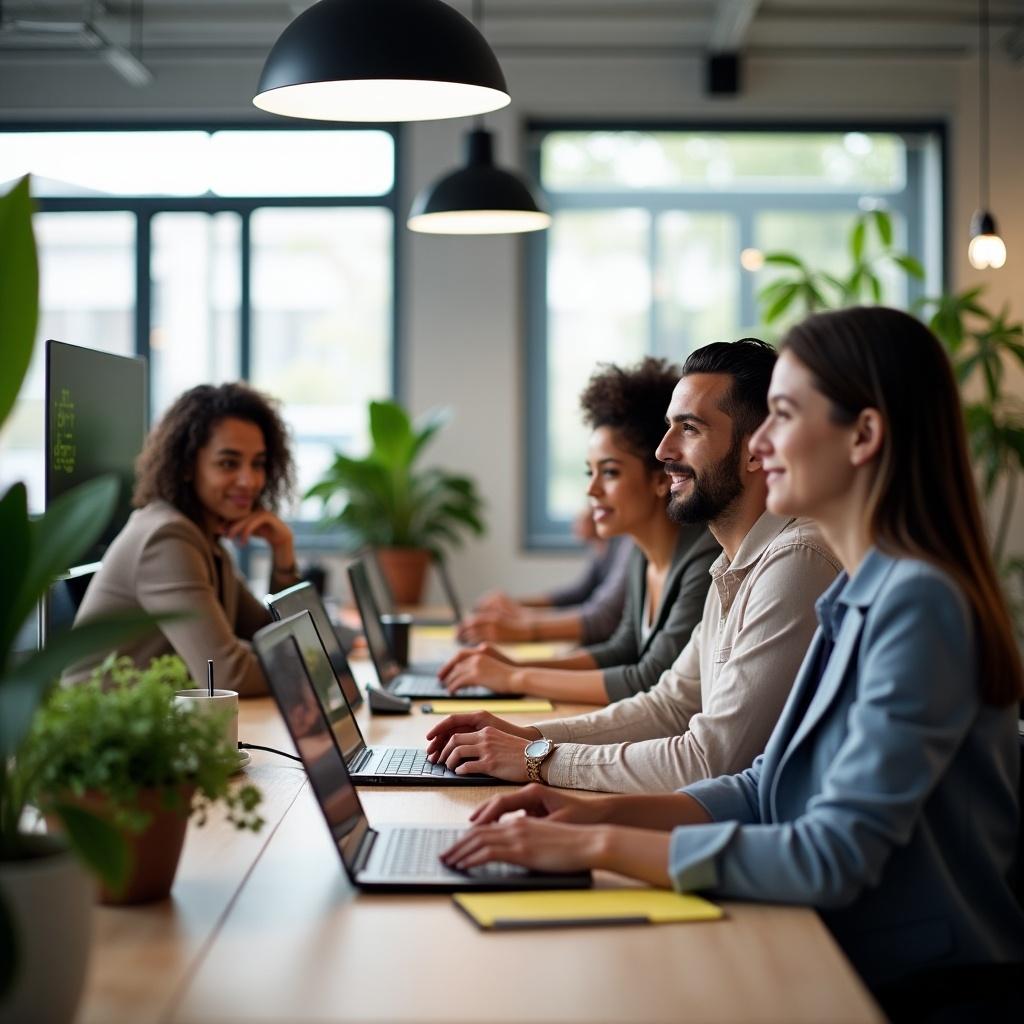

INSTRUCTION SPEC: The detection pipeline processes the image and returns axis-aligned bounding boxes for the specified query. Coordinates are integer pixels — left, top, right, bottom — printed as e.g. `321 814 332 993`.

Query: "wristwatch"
524 738 555 783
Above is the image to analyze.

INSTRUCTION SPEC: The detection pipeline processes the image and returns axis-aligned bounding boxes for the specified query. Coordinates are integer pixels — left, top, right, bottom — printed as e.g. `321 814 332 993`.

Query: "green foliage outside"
26 655 263 839
306 399 486 553
757 209 1024 565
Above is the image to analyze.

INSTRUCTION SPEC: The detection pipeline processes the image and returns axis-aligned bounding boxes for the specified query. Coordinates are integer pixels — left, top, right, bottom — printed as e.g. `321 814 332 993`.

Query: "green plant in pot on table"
27 654 264 905
306 399 486 603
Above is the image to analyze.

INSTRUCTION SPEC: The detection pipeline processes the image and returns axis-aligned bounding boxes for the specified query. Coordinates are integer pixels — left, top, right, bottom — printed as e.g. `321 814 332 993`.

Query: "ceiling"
1 1 1023 70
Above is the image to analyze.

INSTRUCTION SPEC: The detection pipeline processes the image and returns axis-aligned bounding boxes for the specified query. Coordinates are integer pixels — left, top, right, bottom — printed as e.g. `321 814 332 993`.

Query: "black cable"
238 741 304 764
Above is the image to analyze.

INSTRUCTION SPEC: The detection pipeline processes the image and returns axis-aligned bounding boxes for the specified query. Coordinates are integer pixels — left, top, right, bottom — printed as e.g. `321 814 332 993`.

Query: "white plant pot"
0 836 95 1024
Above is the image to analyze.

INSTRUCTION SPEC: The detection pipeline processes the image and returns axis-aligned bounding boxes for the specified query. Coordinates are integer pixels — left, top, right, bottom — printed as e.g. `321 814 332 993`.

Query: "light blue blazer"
671 548 1023 986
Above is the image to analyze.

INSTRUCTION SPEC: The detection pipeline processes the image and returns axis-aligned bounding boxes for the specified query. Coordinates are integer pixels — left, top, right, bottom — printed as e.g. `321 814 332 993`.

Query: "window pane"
150 213 241 417
0 212 135 513
656 212 739 359
542 131 906 192
250 207 393 518
209 131 393 197
546 209 650 521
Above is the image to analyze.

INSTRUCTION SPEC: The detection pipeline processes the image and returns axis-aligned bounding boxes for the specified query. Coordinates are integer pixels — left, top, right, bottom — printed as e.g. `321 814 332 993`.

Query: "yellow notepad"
495 642 561 660
419 700 554 715
413 626 457 641
453 889 723 930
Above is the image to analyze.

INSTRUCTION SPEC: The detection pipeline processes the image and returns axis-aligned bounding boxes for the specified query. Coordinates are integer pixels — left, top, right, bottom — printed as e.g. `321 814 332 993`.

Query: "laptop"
266 581 363 710
254 611 515 787
259 620 591 892
348 560 515 701
364 548 463 627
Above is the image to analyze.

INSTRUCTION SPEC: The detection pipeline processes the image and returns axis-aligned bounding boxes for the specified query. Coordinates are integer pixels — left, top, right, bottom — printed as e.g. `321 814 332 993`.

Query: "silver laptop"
266 581 362 709
347 560 513 700
364 548 463 627
258 620 591 892
255 611 513 787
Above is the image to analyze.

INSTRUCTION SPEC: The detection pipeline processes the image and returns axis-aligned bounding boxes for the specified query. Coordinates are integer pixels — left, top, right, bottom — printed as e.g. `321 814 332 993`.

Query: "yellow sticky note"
453 888 723 930
414 626 457 641
419 700 554 715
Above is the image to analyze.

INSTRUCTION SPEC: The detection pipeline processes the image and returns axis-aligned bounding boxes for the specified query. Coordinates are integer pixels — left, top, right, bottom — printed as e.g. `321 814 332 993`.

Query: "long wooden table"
77 635 883 1024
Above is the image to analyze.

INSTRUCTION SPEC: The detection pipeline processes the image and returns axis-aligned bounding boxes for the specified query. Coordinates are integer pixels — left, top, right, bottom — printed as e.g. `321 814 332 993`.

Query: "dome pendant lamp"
253 0 511 123
407 126 552 234
968 0 1007 269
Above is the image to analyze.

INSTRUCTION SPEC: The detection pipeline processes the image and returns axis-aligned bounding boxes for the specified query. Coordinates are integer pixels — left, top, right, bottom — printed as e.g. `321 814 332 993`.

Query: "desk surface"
77 635 883 1024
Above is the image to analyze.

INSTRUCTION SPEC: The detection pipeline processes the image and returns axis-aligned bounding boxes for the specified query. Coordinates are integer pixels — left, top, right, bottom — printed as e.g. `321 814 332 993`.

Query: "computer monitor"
44 339 148 569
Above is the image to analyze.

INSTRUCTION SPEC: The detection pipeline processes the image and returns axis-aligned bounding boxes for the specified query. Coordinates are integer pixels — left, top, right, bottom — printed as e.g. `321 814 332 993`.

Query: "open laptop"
255 611 514 787
266 581 363 710
364 548 463 627
348 560 515 701
259 619 591 892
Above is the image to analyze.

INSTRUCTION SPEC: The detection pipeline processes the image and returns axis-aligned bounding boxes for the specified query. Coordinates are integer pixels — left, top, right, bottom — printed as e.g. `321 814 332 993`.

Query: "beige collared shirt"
535 513 841 793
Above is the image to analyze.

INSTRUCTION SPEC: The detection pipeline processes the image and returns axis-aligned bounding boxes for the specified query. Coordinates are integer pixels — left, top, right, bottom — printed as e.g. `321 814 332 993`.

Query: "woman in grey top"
442 308 1024 993
439 357 720 704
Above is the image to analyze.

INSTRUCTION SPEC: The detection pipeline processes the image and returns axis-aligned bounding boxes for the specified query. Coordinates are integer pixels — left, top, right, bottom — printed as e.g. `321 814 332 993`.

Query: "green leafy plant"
24 655 263 839
755 209 1024 566
0 176 167 997
306 399 485 553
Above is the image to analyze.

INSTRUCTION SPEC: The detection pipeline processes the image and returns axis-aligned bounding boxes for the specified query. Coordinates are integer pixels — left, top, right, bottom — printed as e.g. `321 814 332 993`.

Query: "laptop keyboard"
379 827 522 879
390 676 495 699
380 747 452 777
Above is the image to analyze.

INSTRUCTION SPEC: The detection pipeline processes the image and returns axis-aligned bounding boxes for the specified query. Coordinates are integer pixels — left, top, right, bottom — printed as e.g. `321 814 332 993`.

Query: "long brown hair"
133 382 295 525
781 306 1022 707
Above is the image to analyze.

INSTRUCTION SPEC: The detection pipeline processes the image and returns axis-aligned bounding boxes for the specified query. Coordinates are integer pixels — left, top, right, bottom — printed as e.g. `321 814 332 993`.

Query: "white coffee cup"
173 689 239 758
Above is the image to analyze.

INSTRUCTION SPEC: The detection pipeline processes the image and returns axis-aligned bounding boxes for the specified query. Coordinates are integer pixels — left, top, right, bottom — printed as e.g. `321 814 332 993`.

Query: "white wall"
2 47 1022 600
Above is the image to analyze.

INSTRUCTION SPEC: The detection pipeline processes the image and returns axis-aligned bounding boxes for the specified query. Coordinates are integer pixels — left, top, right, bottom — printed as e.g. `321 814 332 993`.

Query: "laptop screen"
347 561 401 684
253 625 370 880
267 582 363 709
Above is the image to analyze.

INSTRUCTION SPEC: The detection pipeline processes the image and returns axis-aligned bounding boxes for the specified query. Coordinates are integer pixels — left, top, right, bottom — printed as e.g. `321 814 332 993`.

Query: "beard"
665 435 744 525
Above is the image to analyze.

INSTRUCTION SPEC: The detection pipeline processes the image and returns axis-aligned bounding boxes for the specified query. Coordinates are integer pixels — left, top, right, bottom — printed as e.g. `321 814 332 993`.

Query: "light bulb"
968 232 1007 270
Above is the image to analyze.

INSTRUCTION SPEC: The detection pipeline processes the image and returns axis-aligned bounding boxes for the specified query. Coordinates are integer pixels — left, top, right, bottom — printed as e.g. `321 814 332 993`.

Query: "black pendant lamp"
407 127 551 234
253 0 510 123
968 0 1007 269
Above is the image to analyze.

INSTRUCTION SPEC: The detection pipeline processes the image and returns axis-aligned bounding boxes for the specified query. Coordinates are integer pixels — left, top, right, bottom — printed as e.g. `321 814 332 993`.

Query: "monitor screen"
347 560 400 685
45 339 147 569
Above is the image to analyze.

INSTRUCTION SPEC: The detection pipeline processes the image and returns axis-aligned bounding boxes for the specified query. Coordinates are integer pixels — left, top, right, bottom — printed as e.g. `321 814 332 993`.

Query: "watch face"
525 738 551 759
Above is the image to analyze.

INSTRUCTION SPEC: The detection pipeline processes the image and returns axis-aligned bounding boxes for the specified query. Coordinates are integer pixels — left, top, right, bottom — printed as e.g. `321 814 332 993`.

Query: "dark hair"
681 338 777 440
133 382 295 524
781 306 1022 708
579 356 681 471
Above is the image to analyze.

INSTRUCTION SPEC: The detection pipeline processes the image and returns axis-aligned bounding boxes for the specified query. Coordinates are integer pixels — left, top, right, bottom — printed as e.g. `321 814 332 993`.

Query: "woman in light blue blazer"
442 307 1024 989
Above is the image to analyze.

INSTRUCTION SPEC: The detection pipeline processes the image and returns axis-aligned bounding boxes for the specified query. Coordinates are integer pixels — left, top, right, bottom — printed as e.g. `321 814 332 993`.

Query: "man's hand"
438 643 521 694
457 612 533 645
425 711 540 761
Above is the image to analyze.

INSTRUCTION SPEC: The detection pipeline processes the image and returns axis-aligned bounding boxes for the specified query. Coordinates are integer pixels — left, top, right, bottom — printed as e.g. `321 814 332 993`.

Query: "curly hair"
579 356 681 471
133 382 295 523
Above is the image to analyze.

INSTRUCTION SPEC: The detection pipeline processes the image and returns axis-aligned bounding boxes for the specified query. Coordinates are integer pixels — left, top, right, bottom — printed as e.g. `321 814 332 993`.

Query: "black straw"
207 659 214 698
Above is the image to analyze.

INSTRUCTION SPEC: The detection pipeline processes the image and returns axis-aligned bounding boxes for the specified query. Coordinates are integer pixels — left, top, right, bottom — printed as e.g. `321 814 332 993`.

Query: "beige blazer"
72 501 274 696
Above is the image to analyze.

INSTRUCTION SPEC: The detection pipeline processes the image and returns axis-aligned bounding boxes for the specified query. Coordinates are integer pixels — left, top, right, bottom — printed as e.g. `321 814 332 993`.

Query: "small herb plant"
26 656 264 835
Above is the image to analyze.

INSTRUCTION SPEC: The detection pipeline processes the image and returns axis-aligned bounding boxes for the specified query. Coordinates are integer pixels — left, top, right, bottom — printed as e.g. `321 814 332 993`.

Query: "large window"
0 127 397 531
526 126 943 547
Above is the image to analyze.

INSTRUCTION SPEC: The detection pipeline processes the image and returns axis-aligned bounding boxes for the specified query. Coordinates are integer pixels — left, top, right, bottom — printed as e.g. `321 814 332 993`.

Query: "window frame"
3 120 404 545
524 119 948 550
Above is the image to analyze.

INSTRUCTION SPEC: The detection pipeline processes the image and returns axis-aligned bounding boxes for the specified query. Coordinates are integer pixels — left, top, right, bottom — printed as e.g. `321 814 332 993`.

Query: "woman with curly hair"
72 382 299 695
437 356 720 705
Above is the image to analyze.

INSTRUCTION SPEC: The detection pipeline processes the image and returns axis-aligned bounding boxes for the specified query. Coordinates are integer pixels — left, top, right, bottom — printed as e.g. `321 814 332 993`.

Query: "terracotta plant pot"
0 835 94 1024
50 785 196 905
375 547 431 605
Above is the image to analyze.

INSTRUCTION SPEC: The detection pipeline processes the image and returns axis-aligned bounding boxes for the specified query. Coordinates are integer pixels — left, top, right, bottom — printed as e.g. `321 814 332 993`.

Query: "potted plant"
0 176 166 1023
27 654 264 905
756 208 1024 574
306 399 486 603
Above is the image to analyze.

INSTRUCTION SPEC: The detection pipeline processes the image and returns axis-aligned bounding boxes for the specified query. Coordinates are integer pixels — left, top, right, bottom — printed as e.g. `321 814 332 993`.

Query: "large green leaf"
9 476 119 648
0 484 31 669
850 218 866 263
369 401 415 468
409 407 451 464
0 612 167 759
872 209 893 248
49 802 129 894
0 177 38 431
